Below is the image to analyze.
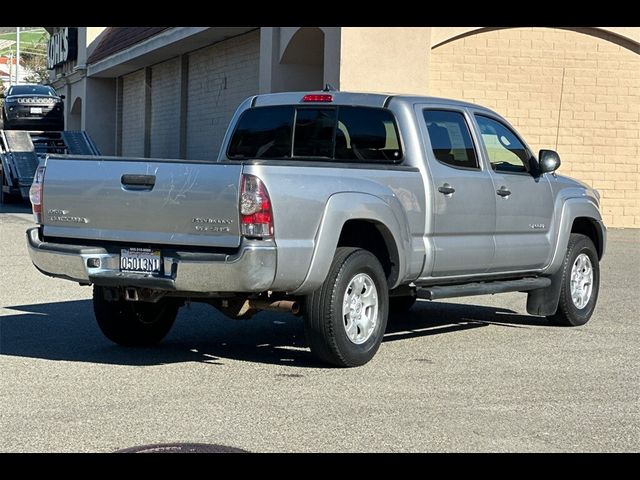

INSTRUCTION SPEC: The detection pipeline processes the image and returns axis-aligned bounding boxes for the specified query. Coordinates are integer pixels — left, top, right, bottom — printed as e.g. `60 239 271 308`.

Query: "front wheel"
2 112 13 130
93 286 180 346
304 247 388 367
548 234 600 326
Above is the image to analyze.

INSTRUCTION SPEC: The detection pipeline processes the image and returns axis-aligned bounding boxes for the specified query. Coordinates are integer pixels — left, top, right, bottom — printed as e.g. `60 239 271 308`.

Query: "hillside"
0 28 48 55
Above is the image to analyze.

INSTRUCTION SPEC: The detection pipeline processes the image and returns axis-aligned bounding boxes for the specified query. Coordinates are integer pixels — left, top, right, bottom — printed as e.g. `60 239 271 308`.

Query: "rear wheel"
304 247 388 367
548 234 600 326
93 286 180 346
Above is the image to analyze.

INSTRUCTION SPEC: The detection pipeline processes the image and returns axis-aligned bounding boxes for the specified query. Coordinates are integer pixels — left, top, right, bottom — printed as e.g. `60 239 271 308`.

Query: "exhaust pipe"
247 299 301 315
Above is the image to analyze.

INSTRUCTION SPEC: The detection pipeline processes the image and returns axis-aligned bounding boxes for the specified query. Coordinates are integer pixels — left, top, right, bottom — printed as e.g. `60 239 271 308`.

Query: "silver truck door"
417 106 496 277
473 113 554 272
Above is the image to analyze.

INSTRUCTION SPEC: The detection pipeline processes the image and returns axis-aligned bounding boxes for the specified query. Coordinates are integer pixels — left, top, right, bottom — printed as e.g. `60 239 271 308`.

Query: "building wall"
150 58 180 159
339 27 431 94
121 69 145 157
429 27 640 228
84 77 117 155
186 30 260 160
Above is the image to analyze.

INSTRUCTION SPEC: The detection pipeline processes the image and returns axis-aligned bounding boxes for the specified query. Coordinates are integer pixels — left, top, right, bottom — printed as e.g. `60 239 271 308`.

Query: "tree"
20 31 49 84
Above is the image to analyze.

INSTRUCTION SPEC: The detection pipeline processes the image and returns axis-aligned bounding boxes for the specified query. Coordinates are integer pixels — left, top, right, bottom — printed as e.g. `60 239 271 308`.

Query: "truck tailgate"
41 157 243 248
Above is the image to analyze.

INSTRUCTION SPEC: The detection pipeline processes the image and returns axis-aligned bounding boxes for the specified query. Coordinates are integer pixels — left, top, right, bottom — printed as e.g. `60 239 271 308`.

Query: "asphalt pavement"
1 201 638 452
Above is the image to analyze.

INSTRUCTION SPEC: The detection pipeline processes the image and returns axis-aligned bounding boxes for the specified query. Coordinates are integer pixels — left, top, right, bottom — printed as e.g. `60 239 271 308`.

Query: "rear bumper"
26 227 276 293
4 106 63 129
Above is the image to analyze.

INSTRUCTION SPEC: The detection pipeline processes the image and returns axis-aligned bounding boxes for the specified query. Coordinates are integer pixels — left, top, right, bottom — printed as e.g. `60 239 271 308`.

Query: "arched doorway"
67 97 82 131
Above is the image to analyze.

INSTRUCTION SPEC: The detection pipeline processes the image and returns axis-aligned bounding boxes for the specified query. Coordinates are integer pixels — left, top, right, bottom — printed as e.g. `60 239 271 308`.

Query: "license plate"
120 248 161 273
30 107 43 114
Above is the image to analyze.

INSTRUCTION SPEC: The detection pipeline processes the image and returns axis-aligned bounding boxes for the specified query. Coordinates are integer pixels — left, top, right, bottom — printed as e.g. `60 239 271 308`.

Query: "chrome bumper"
26 227 276 293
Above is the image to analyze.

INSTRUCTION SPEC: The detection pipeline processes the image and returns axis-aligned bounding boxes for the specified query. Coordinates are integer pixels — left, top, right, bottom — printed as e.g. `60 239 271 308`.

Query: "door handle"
121 174 156 190
438 183 456 195
496 186 511 197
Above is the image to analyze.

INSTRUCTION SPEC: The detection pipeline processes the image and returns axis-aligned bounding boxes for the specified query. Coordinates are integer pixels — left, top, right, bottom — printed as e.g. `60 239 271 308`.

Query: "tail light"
29 165 46 224
240 174 273 239
302 94 333 103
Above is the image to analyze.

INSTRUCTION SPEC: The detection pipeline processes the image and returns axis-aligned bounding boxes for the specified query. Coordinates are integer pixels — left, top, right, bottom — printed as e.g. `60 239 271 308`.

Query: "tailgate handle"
121 174 156 190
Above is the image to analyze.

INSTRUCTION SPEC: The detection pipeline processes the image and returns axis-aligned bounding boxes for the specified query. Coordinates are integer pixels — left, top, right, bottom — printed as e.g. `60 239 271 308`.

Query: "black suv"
1 84 65 131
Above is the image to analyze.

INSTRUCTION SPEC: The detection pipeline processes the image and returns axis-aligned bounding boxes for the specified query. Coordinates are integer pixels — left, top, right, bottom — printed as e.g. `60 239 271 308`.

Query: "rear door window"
423 109 479 170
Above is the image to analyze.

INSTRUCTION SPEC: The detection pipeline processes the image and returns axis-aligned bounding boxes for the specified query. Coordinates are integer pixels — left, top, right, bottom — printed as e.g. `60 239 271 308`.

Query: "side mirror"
59 94 66 100
0 93 5 99
539 149 561 174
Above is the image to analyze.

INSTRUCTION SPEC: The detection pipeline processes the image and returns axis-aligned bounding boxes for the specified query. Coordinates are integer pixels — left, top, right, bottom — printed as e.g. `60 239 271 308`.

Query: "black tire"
389 294 417 314
0 167 11 205
93 286 180 346
2 111 12 130
304 247 388 367
548 233 600 327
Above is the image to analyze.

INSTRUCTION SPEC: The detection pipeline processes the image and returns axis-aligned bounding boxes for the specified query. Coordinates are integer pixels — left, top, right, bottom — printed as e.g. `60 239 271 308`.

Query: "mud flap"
526 269 563 316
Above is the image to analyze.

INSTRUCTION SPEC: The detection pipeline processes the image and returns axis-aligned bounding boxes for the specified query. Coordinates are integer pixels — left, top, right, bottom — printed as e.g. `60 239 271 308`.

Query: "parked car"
1 84 64 131
26 91 606 367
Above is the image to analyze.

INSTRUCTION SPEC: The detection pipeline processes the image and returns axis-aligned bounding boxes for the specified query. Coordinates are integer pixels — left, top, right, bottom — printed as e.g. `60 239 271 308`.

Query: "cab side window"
423 110 479 170
475 115 532 174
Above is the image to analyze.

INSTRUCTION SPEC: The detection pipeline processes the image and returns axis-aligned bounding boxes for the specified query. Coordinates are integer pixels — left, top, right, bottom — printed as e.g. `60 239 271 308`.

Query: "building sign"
47 27 78 69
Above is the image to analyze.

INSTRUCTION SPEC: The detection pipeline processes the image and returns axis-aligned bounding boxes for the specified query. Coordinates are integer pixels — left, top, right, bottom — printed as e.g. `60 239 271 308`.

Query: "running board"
416 277 551 300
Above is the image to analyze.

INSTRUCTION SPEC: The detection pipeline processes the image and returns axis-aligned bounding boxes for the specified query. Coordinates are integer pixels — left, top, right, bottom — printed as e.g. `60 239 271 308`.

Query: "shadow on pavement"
0 298 548 368
0 198 31 214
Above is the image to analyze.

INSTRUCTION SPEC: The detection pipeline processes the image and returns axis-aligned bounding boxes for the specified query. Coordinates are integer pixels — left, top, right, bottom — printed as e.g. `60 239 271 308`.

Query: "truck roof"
251 91 491 112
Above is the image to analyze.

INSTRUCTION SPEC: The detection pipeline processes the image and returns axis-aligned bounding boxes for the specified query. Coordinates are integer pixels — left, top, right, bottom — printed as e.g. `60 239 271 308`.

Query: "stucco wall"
339 27 431 95
429 27 640 228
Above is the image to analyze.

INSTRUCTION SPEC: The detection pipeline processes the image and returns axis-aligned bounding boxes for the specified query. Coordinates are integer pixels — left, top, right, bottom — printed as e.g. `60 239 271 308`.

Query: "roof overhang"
87 27 257 78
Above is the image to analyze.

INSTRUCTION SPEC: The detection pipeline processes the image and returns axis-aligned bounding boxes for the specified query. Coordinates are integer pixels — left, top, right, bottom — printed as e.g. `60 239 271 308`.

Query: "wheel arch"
571 216 605 260
290 192 408 294
546 198 606 275
337 219 401 287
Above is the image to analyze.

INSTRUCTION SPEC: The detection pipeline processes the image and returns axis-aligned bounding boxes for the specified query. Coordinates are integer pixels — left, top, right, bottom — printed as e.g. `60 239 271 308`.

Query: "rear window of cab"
227 105 402 164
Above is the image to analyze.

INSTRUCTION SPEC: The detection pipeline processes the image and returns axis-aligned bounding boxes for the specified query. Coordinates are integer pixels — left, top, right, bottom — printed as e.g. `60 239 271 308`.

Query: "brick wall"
429 27 640 228
186 30 260 160
150 58 180 159
121 69 145 157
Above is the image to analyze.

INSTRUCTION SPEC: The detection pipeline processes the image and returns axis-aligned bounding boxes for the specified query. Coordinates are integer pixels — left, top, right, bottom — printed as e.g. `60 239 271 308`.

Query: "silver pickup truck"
27 91 606 367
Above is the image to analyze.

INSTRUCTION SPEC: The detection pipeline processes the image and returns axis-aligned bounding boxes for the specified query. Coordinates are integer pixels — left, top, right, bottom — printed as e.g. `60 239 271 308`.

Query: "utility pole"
16 26 20 84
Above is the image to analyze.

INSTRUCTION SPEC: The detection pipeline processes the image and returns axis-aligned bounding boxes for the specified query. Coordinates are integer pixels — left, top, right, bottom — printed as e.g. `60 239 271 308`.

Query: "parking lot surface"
1 202 638 452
